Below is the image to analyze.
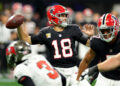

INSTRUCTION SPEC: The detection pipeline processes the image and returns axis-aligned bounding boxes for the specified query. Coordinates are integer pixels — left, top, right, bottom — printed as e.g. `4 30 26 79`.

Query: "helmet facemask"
14 41 31 62
56 12 70 27
97 26 116 42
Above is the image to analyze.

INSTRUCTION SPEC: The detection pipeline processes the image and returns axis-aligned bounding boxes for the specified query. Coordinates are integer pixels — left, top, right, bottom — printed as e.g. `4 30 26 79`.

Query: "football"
6 14 24 29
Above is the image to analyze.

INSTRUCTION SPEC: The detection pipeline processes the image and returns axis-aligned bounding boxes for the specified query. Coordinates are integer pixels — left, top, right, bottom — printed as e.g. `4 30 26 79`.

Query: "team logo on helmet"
49 8 55 17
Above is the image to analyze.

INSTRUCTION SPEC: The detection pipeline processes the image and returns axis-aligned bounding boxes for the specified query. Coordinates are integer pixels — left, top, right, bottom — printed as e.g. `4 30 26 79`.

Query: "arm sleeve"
74 26 88 45
18 76 35 86
90 37 97 53
89 37 101 67
31 30 47 45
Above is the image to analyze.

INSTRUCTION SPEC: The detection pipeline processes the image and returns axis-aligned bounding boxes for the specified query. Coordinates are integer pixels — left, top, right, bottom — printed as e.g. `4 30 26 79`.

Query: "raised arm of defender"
76 48 96 80
17 23 32 44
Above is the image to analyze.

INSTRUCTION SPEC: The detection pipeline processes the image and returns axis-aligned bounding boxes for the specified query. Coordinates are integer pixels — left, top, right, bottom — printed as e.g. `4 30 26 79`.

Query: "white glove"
80 69 89 81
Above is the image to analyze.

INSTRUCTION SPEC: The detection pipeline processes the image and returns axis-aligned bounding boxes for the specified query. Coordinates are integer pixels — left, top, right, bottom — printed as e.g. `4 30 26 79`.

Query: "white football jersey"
14 54 63 86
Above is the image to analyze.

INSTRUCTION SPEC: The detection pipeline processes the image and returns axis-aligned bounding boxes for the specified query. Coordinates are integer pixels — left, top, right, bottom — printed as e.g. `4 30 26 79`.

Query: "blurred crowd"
0 2 120 79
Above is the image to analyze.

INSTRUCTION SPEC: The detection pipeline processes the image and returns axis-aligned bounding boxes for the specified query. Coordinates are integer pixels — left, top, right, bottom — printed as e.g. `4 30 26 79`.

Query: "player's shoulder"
90 35 101 42
90 35 101 46
39 26 51 33
90 35 104 51
66 24 81 32
14 63 32 80
22 54 45 61
67 24 80 29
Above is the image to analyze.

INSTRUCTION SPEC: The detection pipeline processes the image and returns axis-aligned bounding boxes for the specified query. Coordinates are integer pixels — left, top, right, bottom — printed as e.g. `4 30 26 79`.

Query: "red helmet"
97 13 119 42
47 5 69 27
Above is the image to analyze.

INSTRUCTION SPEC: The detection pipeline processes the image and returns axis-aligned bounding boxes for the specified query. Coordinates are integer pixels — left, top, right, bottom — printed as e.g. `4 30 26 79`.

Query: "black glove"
88 65 98 76
88 65 99 84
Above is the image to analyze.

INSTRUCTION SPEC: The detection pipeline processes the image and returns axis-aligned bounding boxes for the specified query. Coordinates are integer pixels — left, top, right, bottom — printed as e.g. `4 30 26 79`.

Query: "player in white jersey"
6 40 66 86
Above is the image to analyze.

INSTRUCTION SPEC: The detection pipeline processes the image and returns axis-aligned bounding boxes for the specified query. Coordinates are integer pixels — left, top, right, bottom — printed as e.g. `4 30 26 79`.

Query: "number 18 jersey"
31 24 88 68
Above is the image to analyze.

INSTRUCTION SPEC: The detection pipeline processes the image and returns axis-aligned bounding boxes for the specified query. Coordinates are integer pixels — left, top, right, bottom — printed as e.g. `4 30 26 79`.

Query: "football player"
16 5 94 86
6 40 66 86
77 13 120 86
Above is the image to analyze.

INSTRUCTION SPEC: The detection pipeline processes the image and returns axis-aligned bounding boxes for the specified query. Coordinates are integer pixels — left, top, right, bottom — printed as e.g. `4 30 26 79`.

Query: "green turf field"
0 78 21 86
0 80 96 86
0 78 96 86
0 82 95 86
0 82 21 86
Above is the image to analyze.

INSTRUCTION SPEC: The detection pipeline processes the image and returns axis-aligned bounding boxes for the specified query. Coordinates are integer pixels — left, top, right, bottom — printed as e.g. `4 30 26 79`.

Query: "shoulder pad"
90 35 100 41
67 24 79 28
14 64 32 80
40 26 51 31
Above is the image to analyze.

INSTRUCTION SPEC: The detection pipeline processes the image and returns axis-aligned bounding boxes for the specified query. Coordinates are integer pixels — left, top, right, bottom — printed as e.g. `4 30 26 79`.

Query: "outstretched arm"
76 48 96 80
97 53 120 72
17 23 32 44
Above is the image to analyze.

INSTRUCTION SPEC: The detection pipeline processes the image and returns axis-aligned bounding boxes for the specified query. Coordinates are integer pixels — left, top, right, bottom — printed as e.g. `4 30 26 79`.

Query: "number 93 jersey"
31 24 88 68
14 54 63 86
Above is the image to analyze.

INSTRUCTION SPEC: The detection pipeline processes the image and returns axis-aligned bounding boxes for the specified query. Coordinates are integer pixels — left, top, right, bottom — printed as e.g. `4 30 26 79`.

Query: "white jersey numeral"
52 38 73 59
52 40 61 59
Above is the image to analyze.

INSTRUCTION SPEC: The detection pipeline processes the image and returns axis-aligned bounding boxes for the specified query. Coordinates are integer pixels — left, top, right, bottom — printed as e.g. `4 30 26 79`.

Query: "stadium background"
0 0 120 86
1 0 120 17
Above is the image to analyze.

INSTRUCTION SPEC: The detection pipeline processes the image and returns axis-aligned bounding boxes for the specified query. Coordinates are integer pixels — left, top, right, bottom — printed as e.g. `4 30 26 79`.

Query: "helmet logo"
50 8 54 13
6 46 16 56
50 8 55 17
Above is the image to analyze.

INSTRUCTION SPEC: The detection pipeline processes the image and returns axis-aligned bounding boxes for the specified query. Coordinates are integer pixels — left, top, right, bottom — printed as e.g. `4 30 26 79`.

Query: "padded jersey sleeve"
90 36 99 53
14 64 32 81
31 28 47 45
74 25 88 45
